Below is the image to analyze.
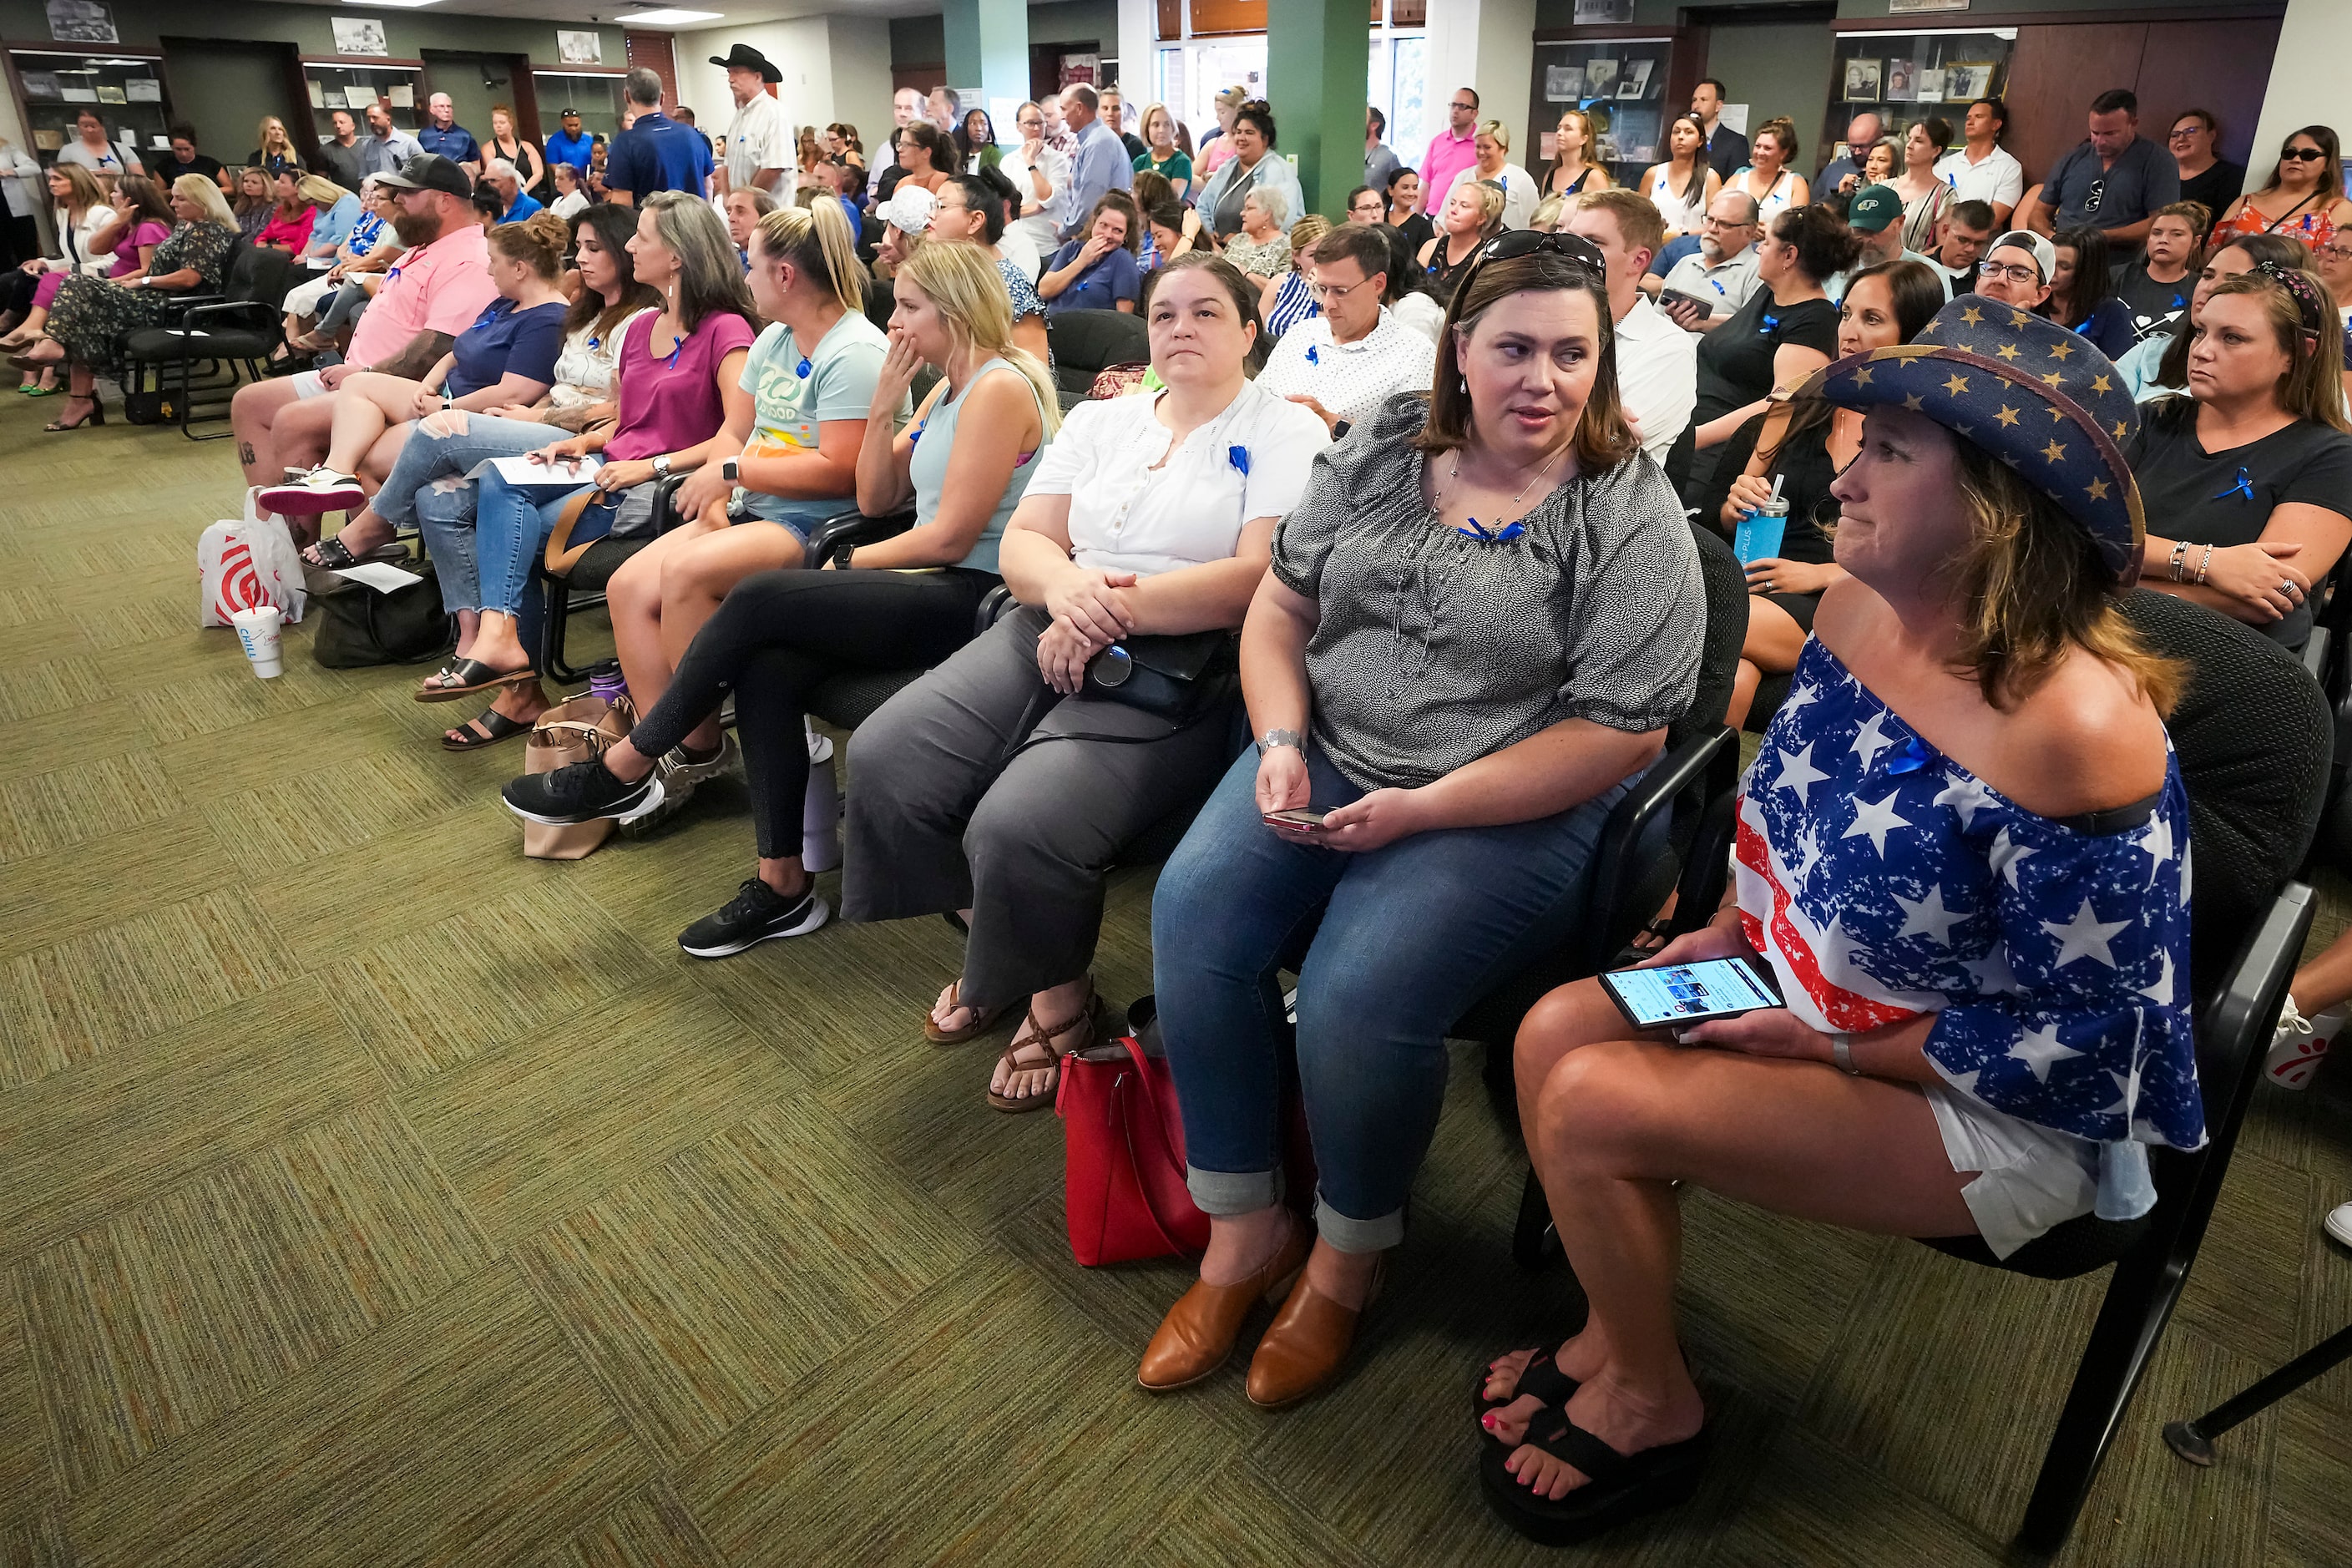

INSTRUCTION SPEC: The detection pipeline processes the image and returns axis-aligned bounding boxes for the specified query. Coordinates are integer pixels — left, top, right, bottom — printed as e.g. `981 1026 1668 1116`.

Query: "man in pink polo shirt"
229 153 499 526
1419 86 1480 213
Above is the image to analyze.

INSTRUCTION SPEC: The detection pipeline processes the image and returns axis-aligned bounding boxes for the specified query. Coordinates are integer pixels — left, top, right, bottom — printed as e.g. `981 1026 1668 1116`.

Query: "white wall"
826 13 898 142
675 17 837 134
1420 0 1535 165
2251 0 2345 178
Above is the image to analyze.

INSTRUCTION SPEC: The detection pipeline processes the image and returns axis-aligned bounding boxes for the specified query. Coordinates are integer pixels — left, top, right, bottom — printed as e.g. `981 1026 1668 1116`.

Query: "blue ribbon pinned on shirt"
1760 312 1778 334
1884 736 1935 776
908 417 928 447
2213 465 2256 503
1305 345 1318 365
1455 518 1526 544
1228 445 1250 476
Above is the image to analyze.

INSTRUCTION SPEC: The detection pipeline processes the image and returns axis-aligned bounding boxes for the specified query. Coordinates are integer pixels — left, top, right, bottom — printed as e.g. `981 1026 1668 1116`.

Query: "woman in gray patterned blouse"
1139 231 1707 1410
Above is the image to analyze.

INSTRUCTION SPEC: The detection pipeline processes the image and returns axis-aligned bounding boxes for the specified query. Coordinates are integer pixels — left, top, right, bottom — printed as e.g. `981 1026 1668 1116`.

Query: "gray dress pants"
842 604 1239 1009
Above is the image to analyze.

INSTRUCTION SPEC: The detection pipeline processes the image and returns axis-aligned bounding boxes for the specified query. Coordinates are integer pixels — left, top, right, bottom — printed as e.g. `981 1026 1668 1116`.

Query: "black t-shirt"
2127 396 2352 649
147 151 223 184
1695 291 1839 427
2112 260 2194 342
2178 159 2248 221
1697 409 1840 565
1394 211 1434 255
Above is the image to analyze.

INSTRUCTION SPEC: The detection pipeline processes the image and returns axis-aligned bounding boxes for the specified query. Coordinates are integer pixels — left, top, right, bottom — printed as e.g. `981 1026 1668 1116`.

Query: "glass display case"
301 63 422 142
1822 28 2016 174
1529 36 1675 188
532 71 625 141
8 47 173 172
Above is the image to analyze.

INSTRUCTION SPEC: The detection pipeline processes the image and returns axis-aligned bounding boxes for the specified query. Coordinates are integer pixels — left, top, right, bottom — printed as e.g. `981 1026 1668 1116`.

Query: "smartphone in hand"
1262 807 1328 831
1599 955 1782 1032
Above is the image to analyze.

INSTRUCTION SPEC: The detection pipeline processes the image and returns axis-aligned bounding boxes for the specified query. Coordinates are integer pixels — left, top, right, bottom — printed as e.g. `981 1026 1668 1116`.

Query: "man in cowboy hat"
712 43 787 195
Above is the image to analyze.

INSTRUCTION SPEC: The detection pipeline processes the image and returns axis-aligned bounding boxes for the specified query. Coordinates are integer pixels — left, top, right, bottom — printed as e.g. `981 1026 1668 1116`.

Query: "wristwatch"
720 455 741 483
652 454 672 479
1257 727 1304 756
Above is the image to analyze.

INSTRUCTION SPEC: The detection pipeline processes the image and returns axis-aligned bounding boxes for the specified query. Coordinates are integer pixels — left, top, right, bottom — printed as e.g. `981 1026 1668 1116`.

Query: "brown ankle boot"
1244 1255 1387 1409
1138 1222 1311 1392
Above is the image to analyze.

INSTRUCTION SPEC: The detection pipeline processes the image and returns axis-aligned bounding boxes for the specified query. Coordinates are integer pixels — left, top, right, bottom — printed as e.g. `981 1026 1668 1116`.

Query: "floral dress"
46 221 236 367
1223 232 1290 278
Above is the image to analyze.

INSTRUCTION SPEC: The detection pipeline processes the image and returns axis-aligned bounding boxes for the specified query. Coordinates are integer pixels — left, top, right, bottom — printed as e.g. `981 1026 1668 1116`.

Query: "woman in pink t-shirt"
254 169 318 255
402 193 756 733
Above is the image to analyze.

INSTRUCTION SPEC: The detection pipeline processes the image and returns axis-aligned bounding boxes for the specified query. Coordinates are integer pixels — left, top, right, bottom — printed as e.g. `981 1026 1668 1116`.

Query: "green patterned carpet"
2 386 2349 1567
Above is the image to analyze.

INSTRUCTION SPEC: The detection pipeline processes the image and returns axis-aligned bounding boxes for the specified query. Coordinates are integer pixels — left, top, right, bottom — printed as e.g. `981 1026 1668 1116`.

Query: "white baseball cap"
879 184 936 236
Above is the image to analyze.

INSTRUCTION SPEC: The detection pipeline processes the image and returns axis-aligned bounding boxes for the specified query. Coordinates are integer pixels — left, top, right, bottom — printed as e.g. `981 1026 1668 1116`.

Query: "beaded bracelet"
2194 544 2216 586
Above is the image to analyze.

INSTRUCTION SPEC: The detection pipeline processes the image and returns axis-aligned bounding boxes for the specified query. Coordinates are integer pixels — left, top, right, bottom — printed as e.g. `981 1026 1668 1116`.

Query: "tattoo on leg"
240 442 257 468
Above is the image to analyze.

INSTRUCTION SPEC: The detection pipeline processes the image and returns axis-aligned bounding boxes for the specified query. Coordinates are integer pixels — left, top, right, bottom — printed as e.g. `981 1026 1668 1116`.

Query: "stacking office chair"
115 241 295 439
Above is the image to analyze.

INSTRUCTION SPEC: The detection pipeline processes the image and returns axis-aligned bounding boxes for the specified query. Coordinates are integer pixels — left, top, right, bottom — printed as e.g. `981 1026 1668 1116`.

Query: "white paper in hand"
464 454 602 488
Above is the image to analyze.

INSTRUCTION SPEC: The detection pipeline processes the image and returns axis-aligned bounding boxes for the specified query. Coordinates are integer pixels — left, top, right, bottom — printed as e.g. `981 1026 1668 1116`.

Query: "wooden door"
2001 23 2149 187
2131 17 2282 173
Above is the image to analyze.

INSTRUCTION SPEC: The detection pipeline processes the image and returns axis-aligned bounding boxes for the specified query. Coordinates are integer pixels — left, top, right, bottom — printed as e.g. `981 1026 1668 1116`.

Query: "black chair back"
228 243 296 306
2120 591 2329 997
1045 308 1147 404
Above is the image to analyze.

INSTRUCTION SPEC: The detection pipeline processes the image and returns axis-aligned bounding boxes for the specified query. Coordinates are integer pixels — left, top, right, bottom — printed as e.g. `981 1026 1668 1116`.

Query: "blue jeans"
376 415 566 652
1151 745 1631 1252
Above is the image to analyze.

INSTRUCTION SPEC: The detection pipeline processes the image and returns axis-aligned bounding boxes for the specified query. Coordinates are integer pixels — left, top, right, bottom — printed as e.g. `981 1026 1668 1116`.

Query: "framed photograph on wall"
1616 59 1653 100
1584 57 1620 97
1842 58 1881 102
556 30 602 67
1945 62 1995 101
1884 59 1918 102
1545 64 1586 104
1915 67 1945 103
44 0 118 44
331 17 390 58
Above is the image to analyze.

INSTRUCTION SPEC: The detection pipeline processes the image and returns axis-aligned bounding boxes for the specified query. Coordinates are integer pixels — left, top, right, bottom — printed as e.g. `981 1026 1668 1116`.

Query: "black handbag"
1082 630 1237 721
311 562 455 668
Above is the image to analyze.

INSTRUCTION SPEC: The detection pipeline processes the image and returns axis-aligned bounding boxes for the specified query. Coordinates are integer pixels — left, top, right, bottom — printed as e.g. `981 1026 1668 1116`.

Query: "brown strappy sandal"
985 992 1103 1114
923 978 1014 1046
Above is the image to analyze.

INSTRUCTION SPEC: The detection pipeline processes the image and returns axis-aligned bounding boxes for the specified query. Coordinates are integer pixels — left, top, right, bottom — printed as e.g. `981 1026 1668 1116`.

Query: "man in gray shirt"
358 102 422 178
2029 88 2177 248
1815 112 1884 199
1363 106 1401 197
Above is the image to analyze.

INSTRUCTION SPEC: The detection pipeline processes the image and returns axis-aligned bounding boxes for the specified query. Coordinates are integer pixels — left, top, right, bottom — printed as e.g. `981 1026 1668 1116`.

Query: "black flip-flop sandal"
1473 1346 1580 1436
1480 1410 1711 1546
441 708 532 751
306 535 402 570
415 658 539 704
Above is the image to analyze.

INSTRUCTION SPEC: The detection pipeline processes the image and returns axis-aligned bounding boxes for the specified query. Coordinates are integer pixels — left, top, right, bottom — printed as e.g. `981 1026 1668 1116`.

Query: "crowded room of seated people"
10 8 2352 1560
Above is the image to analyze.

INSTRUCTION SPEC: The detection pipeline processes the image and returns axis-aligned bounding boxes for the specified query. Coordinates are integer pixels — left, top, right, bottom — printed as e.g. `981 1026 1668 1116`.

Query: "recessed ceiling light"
344 0 444 8
620 8 726 23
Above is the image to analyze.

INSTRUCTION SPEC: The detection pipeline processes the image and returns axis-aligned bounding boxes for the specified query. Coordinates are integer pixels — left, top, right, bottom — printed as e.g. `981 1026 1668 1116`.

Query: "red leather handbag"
1056 1034 1211 1266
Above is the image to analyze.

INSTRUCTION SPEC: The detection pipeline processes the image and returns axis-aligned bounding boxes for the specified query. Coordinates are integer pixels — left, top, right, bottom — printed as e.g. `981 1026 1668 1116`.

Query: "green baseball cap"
1847 184 1904 234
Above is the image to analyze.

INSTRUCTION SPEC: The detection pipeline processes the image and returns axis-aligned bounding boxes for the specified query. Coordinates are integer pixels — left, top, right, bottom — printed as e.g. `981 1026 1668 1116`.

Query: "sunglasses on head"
1467 229 1607 278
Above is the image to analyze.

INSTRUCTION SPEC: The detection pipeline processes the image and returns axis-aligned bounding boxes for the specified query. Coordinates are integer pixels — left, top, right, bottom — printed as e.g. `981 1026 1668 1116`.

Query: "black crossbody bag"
1082 630 1238 720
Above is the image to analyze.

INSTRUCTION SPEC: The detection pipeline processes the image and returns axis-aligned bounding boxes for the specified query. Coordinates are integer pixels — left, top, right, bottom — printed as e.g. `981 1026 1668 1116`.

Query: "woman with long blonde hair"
500 238 1058 959
249 115 299 178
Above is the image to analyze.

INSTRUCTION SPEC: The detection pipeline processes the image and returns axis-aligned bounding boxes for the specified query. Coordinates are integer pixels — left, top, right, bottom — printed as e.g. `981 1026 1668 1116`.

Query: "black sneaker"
679 878 832 959
501 757 663 827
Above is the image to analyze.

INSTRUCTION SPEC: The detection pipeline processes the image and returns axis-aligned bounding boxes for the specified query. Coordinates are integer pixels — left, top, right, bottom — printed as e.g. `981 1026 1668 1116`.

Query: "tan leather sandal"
985 992 1103 1113
923 978 1014 1046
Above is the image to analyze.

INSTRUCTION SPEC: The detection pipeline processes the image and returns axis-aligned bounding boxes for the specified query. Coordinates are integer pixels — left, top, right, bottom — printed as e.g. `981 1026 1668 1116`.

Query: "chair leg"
540 575 580 685
1512 1164 1561 1271
2164 1319 2352 1465
2014 1235 2190 1554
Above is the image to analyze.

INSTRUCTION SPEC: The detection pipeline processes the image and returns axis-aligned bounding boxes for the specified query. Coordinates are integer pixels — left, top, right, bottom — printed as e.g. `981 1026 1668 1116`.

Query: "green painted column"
1267 0 1371 221
942 0 1030 146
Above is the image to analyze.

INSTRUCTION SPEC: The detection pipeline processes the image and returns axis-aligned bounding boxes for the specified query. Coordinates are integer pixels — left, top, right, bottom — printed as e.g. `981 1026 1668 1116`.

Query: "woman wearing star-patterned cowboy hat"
2125 259 2352 652
1490 296 2198 1545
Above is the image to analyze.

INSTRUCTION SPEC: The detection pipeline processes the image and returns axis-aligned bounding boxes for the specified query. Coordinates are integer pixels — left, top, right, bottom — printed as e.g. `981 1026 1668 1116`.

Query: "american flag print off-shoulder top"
1734 638 2205 1162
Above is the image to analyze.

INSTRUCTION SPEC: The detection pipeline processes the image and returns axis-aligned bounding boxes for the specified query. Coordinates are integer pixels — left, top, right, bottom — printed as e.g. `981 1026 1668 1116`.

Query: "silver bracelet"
1830 1032 1861 1075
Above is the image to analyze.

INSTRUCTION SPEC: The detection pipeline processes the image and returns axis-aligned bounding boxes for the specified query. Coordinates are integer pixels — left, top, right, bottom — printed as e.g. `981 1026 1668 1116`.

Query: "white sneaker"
2326 1202 2352 1250
259 466 367 517
2264 999 2329 1090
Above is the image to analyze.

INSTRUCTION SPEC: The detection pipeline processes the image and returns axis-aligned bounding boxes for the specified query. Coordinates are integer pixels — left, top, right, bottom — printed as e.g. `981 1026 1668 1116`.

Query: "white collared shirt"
724 92 787 192
1255 308 1436 429
1934 144 2025 215
1024 379 1331 576
1610 295 1698 462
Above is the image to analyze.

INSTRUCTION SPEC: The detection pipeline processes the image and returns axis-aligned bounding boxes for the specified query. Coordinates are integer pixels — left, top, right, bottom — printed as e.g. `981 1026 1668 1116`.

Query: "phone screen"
1601 958 1781 1030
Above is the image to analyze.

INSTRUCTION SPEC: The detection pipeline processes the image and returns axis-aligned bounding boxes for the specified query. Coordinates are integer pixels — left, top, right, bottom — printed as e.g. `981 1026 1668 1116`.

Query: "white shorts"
282 275 337 318
1923 1080 2098 1260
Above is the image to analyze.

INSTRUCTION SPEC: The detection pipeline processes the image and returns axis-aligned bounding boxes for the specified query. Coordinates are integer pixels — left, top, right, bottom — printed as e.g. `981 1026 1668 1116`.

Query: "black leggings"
630 565 999 858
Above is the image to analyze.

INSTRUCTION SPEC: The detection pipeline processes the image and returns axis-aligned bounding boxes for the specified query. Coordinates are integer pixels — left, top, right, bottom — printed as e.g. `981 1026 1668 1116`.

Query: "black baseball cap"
374 153 471 200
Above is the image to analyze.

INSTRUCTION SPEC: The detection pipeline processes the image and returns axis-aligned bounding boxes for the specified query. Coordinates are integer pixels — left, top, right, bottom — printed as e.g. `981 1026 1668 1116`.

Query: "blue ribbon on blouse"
2212 465 2256 503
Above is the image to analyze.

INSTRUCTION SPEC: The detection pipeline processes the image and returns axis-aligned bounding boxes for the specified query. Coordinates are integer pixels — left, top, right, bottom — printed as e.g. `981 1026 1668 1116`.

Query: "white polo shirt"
1446 162 1539 231
723 91 788 192
1024 379 1331 576
1255 308 1436 429
1934 144 2026 217
1610 295 1698 463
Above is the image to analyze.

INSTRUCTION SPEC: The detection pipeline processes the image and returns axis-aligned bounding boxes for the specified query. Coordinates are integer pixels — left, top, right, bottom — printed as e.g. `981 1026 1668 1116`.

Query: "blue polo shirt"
604 112 711 200
544 129 595 173
417 123 481 166
498 190 544 225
